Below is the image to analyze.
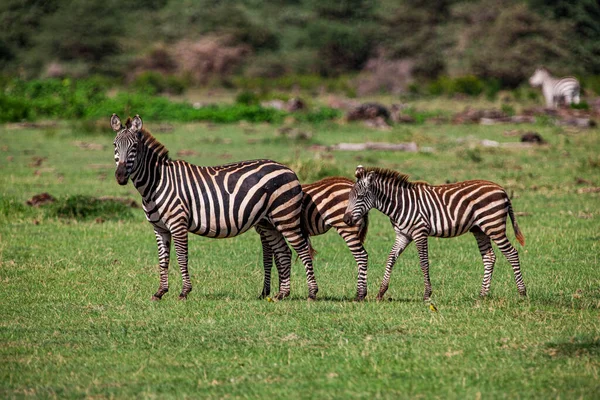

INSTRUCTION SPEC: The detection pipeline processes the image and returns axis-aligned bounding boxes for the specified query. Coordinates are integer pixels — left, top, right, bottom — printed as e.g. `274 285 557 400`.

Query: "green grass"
0 114 599 398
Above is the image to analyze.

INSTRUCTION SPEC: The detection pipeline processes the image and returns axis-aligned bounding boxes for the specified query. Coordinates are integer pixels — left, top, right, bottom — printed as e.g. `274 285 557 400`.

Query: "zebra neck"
372 179 413 218
130 139 169 199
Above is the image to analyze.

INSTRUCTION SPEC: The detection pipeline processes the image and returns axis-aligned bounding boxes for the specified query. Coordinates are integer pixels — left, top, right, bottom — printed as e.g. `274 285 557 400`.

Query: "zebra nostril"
343 213 354 226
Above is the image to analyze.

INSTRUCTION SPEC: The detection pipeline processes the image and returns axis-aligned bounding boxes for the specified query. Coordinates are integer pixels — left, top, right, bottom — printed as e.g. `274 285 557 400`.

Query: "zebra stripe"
343 166 526 301
529 67 580 108
258 177 370 300
111 114 318 300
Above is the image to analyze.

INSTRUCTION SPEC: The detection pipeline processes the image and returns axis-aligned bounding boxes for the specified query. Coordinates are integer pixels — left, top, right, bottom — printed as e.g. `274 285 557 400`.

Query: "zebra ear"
110 114 122 132
130 115 143 134
355 165 366 179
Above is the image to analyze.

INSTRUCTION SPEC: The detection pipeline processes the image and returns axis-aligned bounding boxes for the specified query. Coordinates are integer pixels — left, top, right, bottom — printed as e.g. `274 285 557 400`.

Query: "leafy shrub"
131 72 188 95
581 75 600 95
427 75 485 97
501 104 516 117
453 75 484 96
0 94 31 122
235 90 260 106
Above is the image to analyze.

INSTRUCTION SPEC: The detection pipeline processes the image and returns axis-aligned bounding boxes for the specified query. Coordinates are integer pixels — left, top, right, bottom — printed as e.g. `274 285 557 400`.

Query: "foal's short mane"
365 167 427 187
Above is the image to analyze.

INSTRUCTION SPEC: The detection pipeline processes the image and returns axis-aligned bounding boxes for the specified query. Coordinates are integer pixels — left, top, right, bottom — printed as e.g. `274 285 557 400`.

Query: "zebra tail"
508 201 525 246
358 212 370 245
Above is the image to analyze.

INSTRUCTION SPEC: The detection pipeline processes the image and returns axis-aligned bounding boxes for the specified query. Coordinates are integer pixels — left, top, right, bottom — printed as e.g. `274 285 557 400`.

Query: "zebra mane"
365 167 426 188
124 115 170 161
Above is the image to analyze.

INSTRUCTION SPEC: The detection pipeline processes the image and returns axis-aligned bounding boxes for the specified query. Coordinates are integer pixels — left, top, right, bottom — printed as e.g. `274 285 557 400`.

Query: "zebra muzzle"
343 212 355 227
115 163 129 185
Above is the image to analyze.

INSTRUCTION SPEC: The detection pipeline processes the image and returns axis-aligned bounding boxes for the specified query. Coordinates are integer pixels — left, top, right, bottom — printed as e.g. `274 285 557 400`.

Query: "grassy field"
0 113 599 398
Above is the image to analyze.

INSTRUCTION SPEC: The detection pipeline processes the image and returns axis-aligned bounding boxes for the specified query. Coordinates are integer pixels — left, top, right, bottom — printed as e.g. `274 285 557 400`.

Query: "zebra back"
302 177 369 243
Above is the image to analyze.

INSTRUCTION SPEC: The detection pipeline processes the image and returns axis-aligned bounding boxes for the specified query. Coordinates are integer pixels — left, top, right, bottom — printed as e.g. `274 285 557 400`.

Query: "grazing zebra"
258 177 370 301
111 114 318 300
343 166 526 301
529 67 580 108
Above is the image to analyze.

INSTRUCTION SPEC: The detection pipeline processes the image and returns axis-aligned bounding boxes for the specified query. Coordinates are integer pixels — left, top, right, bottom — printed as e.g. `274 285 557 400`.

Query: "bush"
426 75 485 97
235 90 260 106
131 72 188 95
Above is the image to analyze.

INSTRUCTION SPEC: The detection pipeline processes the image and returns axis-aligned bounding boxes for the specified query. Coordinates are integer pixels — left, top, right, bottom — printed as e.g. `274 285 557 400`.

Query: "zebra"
529 67 580 109
343 166 526 301
110 114 318 300
257 177 370 301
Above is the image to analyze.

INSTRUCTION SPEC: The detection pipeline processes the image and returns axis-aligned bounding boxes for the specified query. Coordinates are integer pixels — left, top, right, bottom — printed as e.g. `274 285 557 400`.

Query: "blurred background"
1 0 599 123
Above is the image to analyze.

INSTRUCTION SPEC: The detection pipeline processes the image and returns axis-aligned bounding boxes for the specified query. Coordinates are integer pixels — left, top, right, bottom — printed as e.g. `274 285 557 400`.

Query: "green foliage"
131 72 187 96
570 101 589 110
235 90 260 106
0 77 340 124
426 75 485 97
455 1 573 87
529 0 600 74
501 104 516 117
581 75 600 95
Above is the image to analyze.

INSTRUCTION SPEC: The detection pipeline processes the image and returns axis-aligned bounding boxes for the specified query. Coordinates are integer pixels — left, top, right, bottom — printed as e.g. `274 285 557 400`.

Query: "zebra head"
343 165 375 227
111 113 143 186
529 67 549 87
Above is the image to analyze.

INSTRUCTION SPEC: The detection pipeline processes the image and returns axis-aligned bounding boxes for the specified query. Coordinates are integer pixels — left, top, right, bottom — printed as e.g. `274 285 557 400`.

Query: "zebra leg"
272 243 292 300
491 234 527 297
151 226 171 300
256 227 274 298
337 228 368 301
414 236 433 301
473 230 496 297
171 226 192 300
257 225 292 300
377 233 411 301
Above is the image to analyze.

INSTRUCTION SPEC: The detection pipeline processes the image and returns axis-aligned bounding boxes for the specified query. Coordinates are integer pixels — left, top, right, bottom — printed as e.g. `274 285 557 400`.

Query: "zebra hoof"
151 295 162 301
274 292 288 301
519 290 527 298
354 296 366 302
307 296 316 302
178 294 188 301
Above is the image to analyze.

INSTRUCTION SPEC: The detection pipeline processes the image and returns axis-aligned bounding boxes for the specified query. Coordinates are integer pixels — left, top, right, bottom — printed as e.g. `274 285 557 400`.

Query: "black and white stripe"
111 114 318 300
529 67 580 108
343 166 526 301
258 177 370 300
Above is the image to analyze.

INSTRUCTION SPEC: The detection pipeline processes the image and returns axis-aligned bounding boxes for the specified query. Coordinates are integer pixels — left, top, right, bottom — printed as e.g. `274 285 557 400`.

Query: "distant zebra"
111 114 318 300
343 166 526 301
258 177 370 301
529 67 580 108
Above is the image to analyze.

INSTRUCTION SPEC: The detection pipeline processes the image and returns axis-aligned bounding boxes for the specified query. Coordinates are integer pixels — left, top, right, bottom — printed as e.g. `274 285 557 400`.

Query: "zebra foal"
529 67 580 109
258 177 369 301
343 166 526 301
111 114 318 300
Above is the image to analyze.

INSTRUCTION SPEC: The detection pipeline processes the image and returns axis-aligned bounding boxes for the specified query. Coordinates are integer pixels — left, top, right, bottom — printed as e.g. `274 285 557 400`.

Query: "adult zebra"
111 114 318 300
258 177 369 301
343 166 526 301
529 67 580 108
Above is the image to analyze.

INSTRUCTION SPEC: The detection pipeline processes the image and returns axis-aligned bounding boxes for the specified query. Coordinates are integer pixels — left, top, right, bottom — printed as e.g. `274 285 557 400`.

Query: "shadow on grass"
531 291 600 310
545 336 600 358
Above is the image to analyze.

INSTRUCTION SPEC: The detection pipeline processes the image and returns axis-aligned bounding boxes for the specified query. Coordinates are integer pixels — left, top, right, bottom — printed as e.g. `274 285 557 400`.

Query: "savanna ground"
1 102 599 398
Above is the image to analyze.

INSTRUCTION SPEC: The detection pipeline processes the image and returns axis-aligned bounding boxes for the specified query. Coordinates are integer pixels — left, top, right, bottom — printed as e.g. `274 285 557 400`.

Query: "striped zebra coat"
529 67 580 108
111 114 318 300
257 177 369 300
343 166 526 301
